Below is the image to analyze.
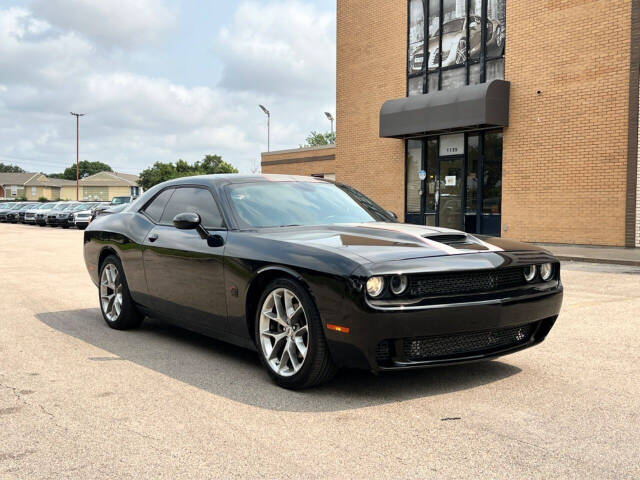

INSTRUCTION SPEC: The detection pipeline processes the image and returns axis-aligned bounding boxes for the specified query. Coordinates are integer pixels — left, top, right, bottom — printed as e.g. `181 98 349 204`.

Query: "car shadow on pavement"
36 308 522 412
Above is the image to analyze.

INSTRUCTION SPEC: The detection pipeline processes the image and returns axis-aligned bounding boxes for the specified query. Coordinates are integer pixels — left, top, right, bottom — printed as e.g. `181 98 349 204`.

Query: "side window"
143 188 174 223
160 187 224 229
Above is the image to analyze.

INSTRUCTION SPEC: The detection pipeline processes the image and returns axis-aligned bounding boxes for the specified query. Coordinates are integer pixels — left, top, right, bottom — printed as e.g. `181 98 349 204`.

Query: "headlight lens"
523 265 537 282
540 263 554 281
390 275 408 295
366 276 385 297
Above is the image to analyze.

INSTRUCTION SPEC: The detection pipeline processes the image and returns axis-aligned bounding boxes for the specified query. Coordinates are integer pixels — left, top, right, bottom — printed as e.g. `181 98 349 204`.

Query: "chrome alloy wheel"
259 288 309 377
100 264 123 323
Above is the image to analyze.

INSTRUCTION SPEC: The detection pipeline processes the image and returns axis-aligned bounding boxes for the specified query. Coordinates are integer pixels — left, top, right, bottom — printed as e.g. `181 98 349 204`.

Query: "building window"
407 0 505 95
31 187 37 196
83 187 108 201
10 186 17 196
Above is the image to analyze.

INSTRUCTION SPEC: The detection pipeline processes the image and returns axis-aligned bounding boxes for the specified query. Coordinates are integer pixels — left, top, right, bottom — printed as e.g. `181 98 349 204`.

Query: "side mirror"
387 210 398 220
173 212 201 230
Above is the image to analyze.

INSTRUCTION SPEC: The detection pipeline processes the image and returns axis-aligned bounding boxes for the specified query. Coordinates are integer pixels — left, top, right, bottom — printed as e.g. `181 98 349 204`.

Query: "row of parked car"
0 196 133 229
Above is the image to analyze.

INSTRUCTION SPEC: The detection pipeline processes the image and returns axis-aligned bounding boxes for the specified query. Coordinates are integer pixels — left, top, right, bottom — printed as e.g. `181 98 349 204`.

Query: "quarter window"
160 187 224 229
143 188 174 223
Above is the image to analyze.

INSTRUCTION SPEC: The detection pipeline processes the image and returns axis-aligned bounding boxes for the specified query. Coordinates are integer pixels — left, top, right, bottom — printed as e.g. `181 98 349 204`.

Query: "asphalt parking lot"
1 223 639 479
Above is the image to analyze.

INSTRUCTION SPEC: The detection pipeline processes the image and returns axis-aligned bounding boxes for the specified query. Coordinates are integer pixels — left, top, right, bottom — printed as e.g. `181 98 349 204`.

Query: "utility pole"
258 105 270 152
70 112 85 201
324 111 334 137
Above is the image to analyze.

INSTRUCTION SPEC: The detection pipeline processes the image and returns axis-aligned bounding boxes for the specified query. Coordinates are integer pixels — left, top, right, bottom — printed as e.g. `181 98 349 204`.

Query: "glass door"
436 156 464 230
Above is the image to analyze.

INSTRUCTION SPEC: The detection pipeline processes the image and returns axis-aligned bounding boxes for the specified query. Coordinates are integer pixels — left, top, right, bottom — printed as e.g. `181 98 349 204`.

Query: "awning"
379 80 510 138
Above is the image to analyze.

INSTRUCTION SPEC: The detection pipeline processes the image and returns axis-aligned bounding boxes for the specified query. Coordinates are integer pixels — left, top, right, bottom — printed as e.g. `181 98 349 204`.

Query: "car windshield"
226 181 395 228
439 18 464 35
111 197 130 205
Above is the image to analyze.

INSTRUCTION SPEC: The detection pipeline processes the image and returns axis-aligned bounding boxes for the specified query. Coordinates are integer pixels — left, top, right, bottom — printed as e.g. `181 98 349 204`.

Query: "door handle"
148 232 159 242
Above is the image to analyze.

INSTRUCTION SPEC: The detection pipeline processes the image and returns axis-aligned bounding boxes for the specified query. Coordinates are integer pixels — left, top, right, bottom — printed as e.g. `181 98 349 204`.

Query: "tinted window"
226 181 395 228
143 189 174 223
160 187 224 229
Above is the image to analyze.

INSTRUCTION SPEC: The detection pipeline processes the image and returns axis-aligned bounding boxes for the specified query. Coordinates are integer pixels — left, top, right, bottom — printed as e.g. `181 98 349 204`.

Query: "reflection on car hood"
259 222 546 263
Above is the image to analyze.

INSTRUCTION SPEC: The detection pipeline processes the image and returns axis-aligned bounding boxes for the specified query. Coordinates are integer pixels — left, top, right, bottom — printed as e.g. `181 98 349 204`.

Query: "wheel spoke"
278 344 290 373
273 293 288 325
287 341 300 370
267 334 287 361
284 290 298 320
106 295 115 315
293 325 308 337
294 336 307 358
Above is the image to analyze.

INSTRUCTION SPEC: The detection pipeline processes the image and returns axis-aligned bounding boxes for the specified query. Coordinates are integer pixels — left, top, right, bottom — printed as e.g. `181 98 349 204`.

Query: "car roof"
165 173 327 188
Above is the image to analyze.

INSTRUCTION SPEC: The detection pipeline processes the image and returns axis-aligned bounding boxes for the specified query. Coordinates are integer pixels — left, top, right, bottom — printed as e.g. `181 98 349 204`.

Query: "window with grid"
407 0 505 96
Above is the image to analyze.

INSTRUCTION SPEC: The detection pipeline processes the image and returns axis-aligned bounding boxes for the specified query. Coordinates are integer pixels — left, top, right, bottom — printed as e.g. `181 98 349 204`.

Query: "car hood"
258 222 548 263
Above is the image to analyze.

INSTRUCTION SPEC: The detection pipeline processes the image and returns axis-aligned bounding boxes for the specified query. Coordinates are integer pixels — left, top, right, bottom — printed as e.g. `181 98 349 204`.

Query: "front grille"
402 323 536 362
409 268 525 297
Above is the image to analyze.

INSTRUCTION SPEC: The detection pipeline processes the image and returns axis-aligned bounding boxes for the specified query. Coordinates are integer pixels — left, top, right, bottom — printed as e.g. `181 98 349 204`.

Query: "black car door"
141 186 228 335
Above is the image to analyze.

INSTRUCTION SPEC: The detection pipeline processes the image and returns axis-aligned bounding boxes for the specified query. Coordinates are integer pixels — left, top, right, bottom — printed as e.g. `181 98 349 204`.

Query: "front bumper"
325 286 563 372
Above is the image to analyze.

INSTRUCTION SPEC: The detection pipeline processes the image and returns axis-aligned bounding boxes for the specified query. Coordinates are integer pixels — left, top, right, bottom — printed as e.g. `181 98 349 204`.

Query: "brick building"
262 0 640 247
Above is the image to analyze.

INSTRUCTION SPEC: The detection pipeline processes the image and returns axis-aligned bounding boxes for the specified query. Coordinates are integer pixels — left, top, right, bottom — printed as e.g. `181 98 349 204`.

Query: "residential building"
0 171 141 201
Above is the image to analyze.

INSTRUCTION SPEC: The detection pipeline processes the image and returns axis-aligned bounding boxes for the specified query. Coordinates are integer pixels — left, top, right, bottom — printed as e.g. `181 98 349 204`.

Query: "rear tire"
99 255 144 330
255 277 337 389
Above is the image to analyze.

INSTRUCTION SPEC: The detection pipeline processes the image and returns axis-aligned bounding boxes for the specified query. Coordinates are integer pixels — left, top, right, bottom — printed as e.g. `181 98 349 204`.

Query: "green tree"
302 131 335 147
137 155 238 190
196 154 238 174
50 161 113 180
0 163 25 173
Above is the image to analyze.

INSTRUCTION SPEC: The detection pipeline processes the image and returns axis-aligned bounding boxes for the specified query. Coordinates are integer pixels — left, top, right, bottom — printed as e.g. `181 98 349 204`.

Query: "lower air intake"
402 323 536 362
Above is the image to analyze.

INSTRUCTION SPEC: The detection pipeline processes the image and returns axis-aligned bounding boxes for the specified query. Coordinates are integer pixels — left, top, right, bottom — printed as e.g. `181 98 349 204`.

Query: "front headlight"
540 263 554 281
366 276 385 297
523 265 537 282
390 275 408 295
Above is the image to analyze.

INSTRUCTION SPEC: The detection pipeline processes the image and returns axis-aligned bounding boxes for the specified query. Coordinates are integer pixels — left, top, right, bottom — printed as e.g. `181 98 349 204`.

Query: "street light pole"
258 104 270 152
70 112 85 201
324 111 334 137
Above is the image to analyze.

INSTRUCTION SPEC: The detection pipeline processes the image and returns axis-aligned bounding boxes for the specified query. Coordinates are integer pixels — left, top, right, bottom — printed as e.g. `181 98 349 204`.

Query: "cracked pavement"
1 224 639 479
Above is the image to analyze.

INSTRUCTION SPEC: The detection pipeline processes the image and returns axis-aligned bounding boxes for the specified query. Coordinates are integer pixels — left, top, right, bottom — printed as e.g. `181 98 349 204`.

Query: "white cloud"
217 0 335 96
0 1 336 175
31 0 174 48
0 7 93 85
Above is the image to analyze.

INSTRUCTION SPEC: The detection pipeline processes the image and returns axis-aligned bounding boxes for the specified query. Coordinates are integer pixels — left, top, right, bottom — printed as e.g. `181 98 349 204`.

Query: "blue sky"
0 0 336 174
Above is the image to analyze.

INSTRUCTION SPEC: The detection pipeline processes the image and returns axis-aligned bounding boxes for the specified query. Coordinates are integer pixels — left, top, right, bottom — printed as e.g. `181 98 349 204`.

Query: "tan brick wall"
60 185 78 200
261 145 336 177
336 0 406 219
636 81 640 246
502 0 633 246
108 186 132 199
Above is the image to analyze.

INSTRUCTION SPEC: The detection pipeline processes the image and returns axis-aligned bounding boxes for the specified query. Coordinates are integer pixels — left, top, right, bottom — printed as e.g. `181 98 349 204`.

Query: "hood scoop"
424 233 489 250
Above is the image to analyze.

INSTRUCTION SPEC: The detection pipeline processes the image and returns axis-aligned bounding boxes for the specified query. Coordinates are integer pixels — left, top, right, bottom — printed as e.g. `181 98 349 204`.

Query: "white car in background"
35 201 66 226
23 203 49 224
72 202 101 230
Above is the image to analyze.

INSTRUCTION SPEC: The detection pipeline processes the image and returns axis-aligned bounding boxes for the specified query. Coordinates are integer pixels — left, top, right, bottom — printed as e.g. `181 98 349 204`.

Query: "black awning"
379 80 510 138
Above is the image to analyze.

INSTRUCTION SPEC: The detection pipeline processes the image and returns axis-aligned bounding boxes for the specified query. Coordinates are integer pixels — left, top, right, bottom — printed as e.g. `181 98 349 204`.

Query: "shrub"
38 197 48 202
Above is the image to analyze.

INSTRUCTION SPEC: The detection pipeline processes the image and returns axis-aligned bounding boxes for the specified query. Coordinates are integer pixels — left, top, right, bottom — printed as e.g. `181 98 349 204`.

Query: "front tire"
255 278 337 389
99 255 144 330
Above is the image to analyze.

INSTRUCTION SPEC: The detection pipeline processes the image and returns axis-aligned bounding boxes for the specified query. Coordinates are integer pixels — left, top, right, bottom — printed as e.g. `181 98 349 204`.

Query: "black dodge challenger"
84 174 563 389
